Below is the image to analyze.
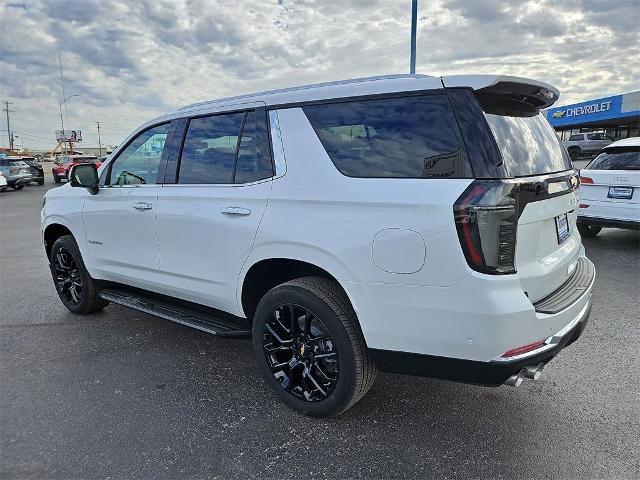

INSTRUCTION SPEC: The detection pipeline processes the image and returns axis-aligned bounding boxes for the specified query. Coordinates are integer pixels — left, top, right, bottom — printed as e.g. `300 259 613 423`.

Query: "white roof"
176 73 559 115
605 137 640 148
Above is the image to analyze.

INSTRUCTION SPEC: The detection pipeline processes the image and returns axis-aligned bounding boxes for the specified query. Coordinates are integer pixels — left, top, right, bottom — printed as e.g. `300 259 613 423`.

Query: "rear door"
156 106 273 313
483 112 579 302
445 83 580 303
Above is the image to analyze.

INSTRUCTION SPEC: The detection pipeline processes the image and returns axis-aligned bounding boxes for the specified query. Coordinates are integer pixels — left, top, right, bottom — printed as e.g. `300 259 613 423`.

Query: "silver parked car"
0 156 34 190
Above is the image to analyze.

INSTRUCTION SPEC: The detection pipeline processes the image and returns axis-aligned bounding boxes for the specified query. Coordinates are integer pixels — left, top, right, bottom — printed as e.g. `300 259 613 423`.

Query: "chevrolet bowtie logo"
552 110 566 118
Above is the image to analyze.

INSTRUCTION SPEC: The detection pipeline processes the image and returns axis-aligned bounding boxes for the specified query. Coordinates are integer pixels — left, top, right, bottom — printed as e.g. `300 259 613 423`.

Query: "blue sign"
546 93 639 127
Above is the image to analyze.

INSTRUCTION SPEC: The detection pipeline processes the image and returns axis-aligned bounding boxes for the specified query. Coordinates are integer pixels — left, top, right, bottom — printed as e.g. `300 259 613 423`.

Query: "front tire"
49 235 109 314
11 184 24 190
578 224 602 238
53 170 61 183
37 178 45 185
252 276 376 417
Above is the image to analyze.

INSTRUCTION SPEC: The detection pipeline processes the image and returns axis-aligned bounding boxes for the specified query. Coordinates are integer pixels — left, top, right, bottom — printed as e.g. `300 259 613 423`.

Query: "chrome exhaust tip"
504 369 526 387
523 362 545 381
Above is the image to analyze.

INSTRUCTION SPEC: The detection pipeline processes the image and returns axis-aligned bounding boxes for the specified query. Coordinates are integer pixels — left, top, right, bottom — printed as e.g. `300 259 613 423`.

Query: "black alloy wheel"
252 277 376 417
262 303 340 402
49 235 108 314
52 247 83 306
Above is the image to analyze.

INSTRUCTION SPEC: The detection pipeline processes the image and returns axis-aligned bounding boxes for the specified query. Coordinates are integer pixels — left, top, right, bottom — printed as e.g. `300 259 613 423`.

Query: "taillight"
579 176 594 184
454 180 519 275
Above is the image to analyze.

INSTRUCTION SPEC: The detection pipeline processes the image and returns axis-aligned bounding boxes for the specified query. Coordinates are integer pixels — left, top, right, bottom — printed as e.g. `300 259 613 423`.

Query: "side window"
178 112 244 184
569 134 583 141
303 94 470 178
234 111 273 184
177 110 273 184
108 123 170 185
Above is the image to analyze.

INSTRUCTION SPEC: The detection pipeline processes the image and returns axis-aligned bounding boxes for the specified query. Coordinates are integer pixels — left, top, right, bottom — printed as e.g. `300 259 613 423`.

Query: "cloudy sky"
1 0 639 151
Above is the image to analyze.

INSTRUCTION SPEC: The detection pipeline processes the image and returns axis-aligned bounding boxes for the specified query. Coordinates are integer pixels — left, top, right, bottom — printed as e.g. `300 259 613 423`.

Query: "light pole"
410 0 418 74
58 94 79 153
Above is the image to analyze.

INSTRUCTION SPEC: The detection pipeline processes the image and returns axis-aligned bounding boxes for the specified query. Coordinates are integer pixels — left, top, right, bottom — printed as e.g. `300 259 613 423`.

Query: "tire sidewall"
49 236 95 314
252 284 359 417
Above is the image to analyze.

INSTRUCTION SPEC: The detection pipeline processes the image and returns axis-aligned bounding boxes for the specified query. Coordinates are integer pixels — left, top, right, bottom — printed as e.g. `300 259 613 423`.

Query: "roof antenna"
410 0 417 74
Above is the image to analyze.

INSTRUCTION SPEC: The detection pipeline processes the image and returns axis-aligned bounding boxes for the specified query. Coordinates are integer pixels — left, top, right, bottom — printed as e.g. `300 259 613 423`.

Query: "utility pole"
410 0 418 74
3 100 14 154
95 121 102 156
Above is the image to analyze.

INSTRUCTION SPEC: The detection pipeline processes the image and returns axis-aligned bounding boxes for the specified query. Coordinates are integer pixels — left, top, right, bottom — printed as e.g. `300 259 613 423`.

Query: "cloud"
0 0 638 151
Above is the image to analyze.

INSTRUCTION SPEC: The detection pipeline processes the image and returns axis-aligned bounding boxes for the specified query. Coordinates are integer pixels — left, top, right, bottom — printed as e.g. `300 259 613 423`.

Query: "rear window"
483 113 572 177
303 94 472 178
585 147 640 170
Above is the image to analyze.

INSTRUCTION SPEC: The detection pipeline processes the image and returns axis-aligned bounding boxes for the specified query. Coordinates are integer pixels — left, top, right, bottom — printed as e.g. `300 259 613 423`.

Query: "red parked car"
52 155 102 183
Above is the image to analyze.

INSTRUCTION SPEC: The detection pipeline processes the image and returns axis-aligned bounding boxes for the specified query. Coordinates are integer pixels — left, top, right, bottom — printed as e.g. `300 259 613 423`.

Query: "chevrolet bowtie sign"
552 101 612 119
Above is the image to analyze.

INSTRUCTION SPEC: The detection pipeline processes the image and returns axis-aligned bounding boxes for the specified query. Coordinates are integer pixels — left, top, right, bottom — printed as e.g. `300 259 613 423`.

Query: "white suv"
42 74 595 417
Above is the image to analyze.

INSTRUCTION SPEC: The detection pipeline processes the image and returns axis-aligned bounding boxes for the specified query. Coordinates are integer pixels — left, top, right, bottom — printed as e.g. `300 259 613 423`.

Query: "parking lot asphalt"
1 181 639 479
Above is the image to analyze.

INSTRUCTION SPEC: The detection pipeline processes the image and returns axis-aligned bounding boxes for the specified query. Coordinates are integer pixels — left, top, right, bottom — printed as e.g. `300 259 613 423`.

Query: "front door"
156 108 273 314
83 122 173 290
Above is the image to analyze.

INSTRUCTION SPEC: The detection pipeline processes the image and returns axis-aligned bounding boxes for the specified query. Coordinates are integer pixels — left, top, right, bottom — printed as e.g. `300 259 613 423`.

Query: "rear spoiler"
441 75 559 117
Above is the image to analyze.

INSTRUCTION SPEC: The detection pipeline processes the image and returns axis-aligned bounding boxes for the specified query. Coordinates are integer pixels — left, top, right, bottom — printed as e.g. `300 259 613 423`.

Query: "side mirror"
69 163 99 194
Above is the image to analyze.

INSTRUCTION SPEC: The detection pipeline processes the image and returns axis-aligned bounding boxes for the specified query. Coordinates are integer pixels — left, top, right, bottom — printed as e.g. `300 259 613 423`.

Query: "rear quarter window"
303 94 472 178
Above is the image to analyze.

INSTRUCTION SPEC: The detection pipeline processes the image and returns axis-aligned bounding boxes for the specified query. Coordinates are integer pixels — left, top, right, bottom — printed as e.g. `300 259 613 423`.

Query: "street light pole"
95 121 102 156
58 94 79 154
410 0 418 74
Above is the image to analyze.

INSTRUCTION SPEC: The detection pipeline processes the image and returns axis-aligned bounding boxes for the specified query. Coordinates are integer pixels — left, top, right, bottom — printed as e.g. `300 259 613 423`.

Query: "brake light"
580 176 594 184
454 180 519 275
501 339 546 358
579 204 589 209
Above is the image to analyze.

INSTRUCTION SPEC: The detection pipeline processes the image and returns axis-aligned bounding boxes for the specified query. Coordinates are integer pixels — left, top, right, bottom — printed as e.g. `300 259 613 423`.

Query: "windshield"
585 147 640 170
484 113 572 177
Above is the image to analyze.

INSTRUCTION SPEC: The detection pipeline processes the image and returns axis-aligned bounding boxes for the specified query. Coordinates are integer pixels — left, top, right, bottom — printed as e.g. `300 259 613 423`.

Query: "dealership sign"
546 92 639 127
552 101 612 119
55 130 82 142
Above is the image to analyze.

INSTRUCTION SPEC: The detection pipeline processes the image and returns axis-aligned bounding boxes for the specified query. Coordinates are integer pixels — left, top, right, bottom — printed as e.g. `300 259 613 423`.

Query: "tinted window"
303 95 470 178
108 123 170 185
179 113 243 184
587 133 598 140
178 111 272 184
484 113 572 177
569 134 583 141
585 148 639 170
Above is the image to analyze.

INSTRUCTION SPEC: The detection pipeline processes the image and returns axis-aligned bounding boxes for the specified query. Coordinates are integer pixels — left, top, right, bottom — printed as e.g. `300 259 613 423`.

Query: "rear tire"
53 170 61 183
252 276 376 417
37 179 45 185
11 184 24 190
578 224 602 238
49 235 109 314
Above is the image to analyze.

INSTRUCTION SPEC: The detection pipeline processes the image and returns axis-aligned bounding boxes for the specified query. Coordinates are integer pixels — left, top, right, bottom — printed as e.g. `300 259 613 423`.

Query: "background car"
52 155 102 183
0 170 7 192
0 156 34 190
19 156 45 185
563 132 615 161
578 137 639 237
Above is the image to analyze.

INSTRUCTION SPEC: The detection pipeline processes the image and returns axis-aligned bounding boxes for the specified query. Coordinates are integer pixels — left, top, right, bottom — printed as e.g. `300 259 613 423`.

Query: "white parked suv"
577 136 639 236
42 74 595 417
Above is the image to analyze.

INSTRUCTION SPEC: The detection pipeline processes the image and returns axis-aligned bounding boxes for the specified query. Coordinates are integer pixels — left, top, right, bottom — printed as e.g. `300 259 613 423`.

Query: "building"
545 91 640 141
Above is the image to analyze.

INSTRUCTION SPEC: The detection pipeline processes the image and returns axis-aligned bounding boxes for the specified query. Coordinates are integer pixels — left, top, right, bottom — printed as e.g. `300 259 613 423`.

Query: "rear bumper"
8 175 34 186
371 296 591 386
578 215 640 231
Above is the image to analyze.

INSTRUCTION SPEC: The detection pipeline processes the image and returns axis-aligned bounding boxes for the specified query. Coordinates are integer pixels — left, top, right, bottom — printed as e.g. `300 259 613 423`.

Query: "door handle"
221 206 251 216
132 202 153 211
